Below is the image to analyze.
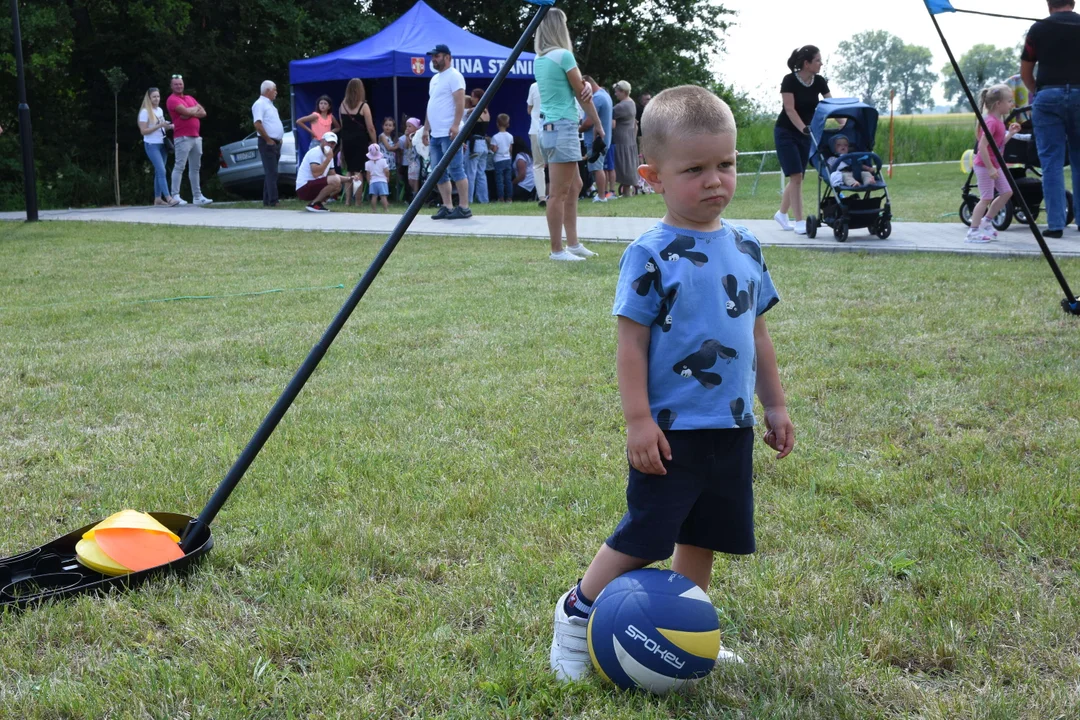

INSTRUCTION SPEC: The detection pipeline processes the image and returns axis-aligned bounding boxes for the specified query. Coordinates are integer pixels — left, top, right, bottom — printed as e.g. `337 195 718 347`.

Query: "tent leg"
290 87 298 171
393 76 399 132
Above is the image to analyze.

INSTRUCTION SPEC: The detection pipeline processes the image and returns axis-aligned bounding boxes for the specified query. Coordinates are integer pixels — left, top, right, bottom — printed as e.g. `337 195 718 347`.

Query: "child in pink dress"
968 84 1021 243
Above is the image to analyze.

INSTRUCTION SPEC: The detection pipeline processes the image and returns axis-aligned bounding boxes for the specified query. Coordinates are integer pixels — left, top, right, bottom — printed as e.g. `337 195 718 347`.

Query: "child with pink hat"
365 142 390 211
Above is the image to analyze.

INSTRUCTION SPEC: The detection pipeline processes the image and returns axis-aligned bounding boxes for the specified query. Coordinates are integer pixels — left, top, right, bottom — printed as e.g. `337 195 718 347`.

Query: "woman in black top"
773 45 835 234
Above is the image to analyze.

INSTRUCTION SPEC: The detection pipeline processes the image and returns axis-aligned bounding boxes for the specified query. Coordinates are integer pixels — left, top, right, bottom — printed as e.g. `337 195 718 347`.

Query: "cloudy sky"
714 0 1039 112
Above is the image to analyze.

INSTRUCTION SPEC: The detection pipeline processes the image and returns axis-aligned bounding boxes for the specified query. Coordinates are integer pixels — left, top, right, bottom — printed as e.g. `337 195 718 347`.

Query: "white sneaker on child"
550 590 592 682
550 250 586 262
978 218 998 240
773 211 793 231
965 227 991 244
717 644 746 664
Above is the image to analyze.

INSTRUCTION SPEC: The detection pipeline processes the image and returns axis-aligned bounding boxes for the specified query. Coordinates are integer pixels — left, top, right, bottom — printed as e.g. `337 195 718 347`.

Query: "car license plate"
235 150 257 162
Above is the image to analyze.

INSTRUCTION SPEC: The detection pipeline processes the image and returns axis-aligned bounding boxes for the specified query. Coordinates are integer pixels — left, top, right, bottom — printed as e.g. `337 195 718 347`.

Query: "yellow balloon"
960 149 974 174
83 509 181 543
75 538 132 576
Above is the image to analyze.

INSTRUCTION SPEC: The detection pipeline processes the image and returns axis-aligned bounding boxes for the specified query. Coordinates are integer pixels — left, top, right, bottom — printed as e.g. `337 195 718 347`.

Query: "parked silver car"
217 130 298 197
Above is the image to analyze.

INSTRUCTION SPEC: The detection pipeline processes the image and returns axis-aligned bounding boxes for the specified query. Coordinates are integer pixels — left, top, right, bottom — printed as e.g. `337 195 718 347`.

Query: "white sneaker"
550 590 591 682
773 211 793 231
193 195 213 206
174 197 189 206
566 243 597 258
592 195 607 203
965 228 990 244
550 250 586 262
717 644 745 664
978 218 997 240
793 220 807 235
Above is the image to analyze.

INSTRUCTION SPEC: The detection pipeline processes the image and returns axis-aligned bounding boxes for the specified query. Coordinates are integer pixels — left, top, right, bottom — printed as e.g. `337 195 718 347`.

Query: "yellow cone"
75 538 132 576
82 510 180 543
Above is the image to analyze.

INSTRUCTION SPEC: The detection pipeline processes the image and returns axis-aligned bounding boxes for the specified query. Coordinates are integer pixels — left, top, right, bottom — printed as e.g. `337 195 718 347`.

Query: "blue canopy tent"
289 1 536 163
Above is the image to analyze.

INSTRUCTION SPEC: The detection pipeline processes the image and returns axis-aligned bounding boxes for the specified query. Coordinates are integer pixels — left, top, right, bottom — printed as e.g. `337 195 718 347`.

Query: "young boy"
490 114 514 203
549 86 795 682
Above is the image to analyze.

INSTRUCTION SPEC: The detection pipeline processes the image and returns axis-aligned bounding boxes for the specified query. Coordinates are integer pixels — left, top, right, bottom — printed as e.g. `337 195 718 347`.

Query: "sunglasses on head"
172 74 183 79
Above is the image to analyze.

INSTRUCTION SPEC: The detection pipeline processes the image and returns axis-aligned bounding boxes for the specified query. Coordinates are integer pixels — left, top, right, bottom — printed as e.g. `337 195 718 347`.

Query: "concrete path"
4 205 1080 258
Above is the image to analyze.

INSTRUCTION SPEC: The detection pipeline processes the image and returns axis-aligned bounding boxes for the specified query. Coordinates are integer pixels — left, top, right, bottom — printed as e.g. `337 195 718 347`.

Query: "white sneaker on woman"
566 243 597 258
793 220 807 235
773 211 793 231
550 250 586 262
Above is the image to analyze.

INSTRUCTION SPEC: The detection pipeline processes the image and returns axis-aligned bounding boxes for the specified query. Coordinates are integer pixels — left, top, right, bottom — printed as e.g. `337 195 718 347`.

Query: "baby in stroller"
826 135 879 188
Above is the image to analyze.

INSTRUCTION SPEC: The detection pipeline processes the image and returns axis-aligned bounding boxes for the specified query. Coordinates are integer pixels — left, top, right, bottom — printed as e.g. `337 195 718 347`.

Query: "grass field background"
1 223 1078 718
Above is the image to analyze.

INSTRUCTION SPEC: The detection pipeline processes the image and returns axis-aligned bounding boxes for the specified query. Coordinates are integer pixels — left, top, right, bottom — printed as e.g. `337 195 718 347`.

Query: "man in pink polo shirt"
166 74 212 205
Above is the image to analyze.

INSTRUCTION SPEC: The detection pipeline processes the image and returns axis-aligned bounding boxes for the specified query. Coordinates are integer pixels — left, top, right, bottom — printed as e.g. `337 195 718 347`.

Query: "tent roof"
289 1 535 83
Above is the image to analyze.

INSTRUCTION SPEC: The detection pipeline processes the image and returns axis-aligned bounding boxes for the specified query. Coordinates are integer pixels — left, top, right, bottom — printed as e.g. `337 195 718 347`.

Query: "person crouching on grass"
295 131 343 213
548 85 795 682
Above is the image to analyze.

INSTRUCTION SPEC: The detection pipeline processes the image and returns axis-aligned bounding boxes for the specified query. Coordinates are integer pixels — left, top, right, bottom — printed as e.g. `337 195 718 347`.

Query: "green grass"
221 162 988 223
2 223 1080 718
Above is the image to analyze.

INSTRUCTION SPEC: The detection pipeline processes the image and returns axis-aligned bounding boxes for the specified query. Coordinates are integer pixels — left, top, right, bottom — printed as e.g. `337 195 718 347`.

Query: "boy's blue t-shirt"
612 221 780 431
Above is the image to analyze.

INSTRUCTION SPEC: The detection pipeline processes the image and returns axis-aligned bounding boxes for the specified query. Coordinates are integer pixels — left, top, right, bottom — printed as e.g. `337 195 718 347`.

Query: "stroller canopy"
809 98 880 175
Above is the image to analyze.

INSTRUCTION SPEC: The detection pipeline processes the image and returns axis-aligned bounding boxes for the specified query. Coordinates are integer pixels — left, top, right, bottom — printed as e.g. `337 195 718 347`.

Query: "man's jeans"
171 136 204 200
259 137 282 206
466 146 489 203
1033 86 1080 231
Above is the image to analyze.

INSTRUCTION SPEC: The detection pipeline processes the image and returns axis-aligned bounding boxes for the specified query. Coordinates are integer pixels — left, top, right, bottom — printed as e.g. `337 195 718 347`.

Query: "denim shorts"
539 119 582 164
368 181 390 197
605 428 755 561
774 124 812 177
429 135 466 183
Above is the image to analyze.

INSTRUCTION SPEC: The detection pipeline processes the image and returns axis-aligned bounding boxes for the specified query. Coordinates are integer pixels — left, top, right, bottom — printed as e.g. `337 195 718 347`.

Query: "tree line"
833 30 1021 114
0 0 732 209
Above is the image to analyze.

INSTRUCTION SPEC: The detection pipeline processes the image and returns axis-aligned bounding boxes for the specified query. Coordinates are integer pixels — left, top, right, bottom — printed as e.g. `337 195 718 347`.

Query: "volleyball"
587 569 720 694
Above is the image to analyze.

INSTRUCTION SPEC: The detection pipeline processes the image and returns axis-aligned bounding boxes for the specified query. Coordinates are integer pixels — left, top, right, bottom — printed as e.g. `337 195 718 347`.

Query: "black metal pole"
9 0 38 222
929 11 1079 315
181 2 551 550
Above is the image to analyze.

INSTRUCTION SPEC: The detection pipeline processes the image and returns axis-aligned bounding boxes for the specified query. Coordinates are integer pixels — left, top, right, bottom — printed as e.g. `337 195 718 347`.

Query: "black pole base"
1063 298 1080 316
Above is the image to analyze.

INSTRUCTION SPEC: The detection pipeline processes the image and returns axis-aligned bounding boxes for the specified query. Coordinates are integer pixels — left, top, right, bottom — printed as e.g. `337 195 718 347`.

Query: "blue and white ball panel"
587 569 720 693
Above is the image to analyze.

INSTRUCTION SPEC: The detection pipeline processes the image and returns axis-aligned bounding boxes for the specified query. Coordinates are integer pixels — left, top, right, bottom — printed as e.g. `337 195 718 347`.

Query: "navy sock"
563 581 594 619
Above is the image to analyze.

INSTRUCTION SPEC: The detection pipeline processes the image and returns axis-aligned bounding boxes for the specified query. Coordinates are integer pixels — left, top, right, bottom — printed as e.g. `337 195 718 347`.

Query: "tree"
886 44 936 114
941 43 1019 108
102 66 127 205
834 31 906 110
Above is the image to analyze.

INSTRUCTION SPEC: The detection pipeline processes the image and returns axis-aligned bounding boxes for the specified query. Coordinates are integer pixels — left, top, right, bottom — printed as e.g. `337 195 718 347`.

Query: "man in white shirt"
422 44 471 220
527 81 547 207
295 132 343 212
253 80 286 207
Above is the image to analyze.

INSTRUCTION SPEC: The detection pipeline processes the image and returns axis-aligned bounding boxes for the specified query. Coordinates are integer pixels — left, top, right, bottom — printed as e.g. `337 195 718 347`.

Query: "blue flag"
924 0 955 13
523 0 556 5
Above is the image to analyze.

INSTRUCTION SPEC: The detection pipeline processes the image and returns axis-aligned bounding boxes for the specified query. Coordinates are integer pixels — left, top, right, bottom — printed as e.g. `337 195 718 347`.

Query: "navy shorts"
774 124 811 177
605 428 755 561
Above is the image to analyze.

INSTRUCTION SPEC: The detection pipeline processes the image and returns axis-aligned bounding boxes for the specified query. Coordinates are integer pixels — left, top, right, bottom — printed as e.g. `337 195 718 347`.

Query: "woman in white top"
138 88 178 206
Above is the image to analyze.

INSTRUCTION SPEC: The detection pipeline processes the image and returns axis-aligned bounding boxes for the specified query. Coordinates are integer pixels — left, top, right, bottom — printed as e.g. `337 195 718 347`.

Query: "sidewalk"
3 205 1080 258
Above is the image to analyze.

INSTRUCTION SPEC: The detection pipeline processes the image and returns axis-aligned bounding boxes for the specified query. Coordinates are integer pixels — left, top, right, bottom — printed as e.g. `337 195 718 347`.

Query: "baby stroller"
805 98 893 242
959 105 1073 230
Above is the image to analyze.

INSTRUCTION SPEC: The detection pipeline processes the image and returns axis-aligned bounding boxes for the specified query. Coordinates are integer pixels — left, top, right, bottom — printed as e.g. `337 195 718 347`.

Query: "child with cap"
365 143 390 211
548 85 795 682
